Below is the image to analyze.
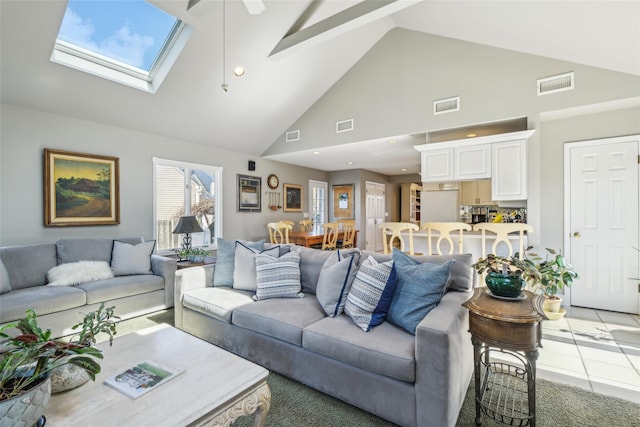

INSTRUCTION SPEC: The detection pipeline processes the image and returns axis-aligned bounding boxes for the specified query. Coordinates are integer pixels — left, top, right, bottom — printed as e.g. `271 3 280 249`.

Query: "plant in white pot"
0 303 117 425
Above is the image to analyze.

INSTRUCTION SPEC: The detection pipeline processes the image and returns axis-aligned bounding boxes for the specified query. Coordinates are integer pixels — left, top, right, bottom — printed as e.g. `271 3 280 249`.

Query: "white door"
365 182 385 252
308 180 327 225
565 135 639 314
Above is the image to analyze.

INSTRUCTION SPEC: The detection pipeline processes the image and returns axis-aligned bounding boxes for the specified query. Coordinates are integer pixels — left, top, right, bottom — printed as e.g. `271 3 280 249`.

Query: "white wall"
0 104 327 246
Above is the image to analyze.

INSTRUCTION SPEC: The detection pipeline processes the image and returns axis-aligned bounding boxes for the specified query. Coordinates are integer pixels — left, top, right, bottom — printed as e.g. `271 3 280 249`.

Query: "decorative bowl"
485 271 526 298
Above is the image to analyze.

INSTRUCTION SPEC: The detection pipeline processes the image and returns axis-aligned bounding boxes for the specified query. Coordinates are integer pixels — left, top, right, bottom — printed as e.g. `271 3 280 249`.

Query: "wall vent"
537 72 574 96
433 96 460 115
336 119 354 133
285 130 300 142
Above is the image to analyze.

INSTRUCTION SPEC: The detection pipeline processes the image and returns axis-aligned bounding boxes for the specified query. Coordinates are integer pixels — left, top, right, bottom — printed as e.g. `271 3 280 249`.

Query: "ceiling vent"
537 72 574 96
285 130 300 142
336 119 354 133
433 96 460 115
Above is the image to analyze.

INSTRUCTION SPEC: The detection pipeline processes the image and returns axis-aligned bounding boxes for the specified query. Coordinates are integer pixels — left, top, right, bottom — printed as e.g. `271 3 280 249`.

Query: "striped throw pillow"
344 255 395 332
254 250 303 300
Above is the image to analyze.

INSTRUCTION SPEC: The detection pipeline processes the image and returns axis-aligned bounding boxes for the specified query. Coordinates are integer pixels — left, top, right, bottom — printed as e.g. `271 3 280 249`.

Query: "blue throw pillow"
386 248 455 335
213 238 264 287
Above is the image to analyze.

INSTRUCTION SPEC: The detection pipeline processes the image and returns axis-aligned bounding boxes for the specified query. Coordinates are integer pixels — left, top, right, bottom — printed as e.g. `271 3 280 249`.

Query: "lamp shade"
173 216 203 234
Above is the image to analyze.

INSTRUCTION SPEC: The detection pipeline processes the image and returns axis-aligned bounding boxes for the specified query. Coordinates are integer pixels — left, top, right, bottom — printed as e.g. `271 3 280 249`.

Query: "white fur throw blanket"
47 261 114 287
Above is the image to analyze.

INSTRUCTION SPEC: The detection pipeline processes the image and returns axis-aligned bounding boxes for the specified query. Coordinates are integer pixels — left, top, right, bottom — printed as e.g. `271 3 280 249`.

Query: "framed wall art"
332 184 354 220
44 149 120 226
283 183 303 212
237 174 261 212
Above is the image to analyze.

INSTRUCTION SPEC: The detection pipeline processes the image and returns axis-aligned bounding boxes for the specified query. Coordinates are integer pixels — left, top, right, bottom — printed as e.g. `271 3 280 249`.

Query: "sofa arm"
151 255 177 308
174 264 215 329
414 290 474 427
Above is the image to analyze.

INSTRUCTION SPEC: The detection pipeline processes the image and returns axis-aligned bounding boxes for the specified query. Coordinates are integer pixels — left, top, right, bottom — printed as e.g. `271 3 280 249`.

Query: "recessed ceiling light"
313 151 320 155
233 66 246 77
466 133 477 138
347 161 353 165
388 140 398 144
401 168 407 172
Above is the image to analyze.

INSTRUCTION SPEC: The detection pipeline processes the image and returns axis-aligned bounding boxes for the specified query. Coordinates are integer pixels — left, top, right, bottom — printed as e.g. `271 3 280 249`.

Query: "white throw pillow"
111 240 155 276
47 261 114 287
233 242 280 291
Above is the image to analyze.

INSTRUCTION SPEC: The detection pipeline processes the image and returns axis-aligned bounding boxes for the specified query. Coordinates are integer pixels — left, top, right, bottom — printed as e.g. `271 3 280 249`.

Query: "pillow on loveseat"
386 249 454 335
254 250 303 300
111 240 155 276
47 261 114 287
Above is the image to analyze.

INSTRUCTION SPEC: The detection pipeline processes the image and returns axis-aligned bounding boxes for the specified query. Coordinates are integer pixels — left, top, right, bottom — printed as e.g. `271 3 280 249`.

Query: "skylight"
51 0 192 93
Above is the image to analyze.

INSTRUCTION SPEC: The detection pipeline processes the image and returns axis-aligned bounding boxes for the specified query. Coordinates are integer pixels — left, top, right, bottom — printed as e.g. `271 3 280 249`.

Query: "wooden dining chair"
317 222 339 250
267 222 292 244
422 222 472 255
299 219 313 231
338 222 356 249
380 222 421 255
279 220 294 227
473 222 534 259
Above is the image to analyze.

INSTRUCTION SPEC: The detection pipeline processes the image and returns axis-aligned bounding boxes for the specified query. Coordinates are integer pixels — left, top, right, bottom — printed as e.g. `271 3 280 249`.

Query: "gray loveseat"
0 237 176 337
175 245 474 427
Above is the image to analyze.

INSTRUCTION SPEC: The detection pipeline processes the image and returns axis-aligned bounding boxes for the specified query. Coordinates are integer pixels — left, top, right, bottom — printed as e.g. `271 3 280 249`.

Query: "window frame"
152 157 223 255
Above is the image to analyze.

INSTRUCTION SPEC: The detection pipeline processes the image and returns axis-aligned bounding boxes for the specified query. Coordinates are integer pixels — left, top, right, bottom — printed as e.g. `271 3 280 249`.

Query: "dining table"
288 227 358 248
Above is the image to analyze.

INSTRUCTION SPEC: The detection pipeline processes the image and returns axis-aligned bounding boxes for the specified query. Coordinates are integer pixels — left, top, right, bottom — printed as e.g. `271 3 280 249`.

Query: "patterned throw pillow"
232 242 280 291
386 249 455 335
254 250 303 300
344 255 395 332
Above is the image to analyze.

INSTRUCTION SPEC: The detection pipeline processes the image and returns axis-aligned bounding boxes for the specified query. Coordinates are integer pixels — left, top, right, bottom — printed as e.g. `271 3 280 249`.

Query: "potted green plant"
472 247 579 316
175 247 210 263
0 303 117 425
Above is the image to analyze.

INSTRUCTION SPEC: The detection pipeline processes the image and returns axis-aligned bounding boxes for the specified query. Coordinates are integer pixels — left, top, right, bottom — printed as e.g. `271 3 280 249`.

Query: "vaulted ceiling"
2 1 638 175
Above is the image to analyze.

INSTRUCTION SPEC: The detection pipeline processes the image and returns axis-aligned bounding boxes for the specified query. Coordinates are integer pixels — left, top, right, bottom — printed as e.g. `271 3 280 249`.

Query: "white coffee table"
46 324 270 426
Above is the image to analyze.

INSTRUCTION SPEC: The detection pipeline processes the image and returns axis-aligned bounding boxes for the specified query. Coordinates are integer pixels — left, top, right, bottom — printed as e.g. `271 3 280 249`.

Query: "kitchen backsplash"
460 205 527 224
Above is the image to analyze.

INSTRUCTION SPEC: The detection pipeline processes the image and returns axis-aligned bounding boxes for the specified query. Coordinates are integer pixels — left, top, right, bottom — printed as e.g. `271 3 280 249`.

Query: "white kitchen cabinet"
492 139 528 200
421 149 454 182
454 144 491 180
460 180 493 205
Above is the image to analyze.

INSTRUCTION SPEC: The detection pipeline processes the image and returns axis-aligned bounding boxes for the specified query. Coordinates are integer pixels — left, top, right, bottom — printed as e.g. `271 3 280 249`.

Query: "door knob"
572 231 581 238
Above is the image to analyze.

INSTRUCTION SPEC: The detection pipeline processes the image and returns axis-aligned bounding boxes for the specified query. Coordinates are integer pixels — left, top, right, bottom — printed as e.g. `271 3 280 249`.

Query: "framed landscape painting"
237 174 261 212
283 183 302 212
44 149 120 226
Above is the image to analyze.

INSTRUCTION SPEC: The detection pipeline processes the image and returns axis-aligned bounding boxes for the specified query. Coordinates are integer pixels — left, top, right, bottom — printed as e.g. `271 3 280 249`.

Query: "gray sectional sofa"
175 245 474 427
0 237 176 337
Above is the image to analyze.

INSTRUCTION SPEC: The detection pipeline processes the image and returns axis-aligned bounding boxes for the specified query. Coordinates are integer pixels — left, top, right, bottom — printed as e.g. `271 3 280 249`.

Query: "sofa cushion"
0 244 57 290
111 240 155 276
254 250 303 300
315 250 360 317
78 275 164 304
56 238 117 264
386 249 455 335
182 287 254 323
302 315 416 382
47 261 114 287
0 286 87 323
213 238 264 287
232 296 326 346
0 258 10 294
233 243 280 291
344 255 395 332
297 246 334 294
360 251 472 292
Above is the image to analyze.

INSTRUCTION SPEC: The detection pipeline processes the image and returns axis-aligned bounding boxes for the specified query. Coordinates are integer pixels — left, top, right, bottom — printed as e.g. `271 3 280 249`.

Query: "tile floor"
536 306 640 404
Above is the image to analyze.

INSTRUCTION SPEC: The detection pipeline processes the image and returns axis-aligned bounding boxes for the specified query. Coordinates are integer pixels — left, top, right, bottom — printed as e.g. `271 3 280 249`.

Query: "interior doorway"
365 181 386 252
564 135 639 314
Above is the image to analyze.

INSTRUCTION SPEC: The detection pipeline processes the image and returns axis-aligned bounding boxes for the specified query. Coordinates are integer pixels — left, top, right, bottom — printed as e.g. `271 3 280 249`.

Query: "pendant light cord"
221 0 228 91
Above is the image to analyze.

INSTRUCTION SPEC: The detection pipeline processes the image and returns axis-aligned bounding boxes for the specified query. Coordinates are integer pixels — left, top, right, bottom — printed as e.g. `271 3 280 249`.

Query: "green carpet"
116 311 640 427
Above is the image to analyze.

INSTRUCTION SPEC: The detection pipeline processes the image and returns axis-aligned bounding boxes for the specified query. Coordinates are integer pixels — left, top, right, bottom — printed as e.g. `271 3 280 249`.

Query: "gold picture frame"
332 184 354 220
283 183 303 212
44 149 120 226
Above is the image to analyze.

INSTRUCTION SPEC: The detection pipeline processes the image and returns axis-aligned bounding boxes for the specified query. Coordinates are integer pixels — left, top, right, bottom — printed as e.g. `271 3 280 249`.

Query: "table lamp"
173 216 203 250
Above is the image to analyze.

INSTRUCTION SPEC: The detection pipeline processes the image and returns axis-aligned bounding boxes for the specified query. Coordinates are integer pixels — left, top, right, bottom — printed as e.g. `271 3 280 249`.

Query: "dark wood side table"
463 288 546 427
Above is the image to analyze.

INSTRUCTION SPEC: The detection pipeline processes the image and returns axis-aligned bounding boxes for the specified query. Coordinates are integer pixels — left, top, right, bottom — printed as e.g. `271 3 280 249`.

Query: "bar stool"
380 222 421 255
473 222 534 259
422 222 472 255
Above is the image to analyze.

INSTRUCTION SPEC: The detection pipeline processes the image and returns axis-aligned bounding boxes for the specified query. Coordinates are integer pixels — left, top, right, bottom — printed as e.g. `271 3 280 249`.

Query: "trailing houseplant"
175 247 210 262
0 303 118 401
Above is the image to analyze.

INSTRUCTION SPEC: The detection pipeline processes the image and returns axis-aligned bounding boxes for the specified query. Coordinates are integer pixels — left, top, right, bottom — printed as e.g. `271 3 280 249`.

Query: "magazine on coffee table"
104 360 184 399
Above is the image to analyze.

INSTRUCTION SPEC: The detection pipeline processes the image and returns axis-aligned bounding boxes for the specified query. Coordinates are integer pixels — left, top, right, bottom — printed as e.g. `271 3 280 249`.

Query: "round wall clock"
267 174 279 189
